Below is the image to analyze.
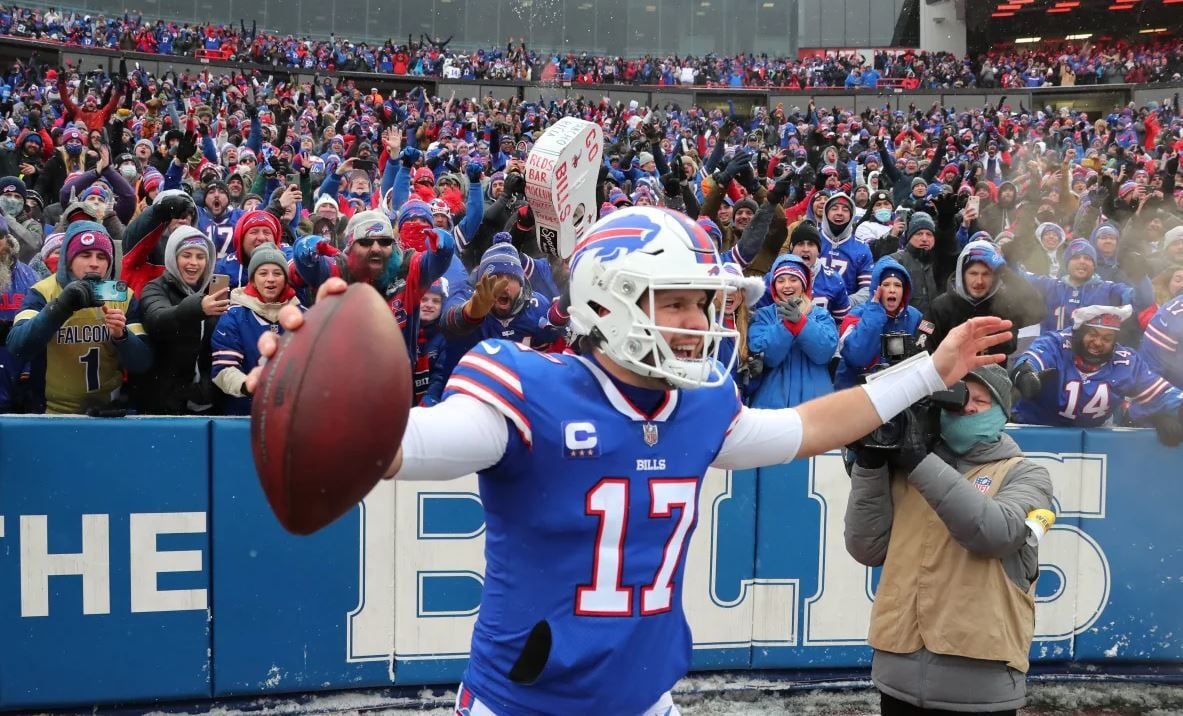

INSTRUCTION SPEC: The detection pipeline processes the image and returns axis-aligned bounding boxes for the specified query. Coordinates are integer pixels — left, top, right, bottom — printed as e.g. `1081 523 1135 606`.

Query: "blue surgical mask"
940 404 1006 455
874 208 893 223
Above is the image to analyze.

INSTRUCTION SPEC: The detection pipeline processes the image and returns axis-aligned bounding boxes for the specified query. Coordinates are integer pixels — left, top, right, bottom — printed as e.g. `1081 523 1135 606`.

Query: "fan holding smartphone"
136 227 229 414
5 221 152 414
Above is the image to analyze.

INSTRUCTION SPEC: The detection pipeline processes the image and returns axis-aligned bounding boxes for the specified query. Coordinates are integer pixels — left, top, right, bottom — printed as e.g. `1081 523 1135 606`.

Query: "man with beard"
1022 239 1148 333
197 179 244 257
289 209 454 380
0 219 38 411
439 232 563 383
889 212 942 317
819 192 873 307
0 177 44 263
919 240 1046 358
978 181 1022 237
225 174 247 210
1010 305 1183 445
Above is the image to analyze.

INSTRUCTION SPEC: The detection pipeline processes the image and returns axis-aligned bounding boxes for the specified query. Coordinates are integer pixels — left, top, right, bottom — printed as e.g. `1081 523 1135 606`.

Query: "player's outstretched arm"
795 316 1012 458
244 278 508 483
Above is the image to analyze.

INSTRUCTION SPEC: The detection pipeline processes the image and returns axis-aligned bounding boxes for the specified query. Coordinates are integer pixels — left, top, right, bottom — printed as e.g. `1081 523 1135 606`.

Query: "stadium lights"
1107 3 1135 8
991 10 1016 16
1065 33 1093 39
1053 0 1080 6
1048 7 1072 11
1139 27 1168 32
996 3 1023 8
762 2 775 6
1015 36 1043 43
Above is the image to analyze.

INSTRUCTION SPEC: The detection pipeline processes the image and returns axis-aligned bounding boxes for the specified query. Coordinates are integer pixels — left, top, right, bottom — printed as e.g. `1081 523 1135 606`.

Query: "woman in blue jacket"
748 253 838 409
834 256 923 390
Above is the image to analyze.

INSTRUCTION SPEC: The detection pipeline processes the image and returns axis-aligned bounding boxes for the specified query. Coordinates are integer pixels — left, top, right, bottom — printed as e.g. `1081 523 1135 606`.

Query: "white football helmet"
566 206 739 389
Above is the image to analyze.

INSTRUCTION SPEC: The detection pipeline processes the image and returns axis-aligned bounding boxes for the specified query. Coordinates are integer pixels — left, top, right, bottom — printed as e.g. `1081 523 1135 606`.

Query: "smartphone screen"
286 173 301 187
352 159 376 173
92 280 129 303
966 195 980 214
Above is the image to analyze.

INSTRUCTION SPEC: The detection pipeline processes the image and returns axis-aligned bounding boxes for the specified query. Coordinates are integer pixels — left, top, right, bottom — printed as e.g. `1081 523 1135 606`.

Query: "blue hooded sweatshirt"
834 255 924 389
748 254 838 409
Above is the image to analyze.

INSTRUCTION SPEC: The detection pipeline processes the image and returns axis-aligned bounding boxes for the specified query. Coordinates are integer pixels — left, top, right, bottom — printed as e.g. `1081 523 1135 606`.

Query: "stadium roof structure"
967 0 1180 53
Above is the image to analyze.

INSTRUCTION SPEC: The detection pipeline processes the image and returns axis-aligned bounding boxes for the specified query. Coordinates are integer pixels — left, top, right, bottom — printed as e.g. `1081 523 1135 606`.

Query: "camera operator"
845 365 1053 716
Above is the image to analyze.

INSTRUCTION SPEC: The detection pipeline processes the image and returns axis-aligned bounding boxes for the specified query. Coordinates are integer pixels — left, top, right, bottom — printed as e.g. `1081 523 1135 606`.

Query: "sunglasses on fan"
355 237 395 248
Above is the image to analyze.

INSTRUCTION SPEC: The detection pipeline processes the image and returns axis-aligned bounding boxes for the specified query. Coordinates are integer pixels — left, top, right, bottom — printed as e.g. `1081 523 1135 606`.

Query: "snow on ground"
114 675 1183 716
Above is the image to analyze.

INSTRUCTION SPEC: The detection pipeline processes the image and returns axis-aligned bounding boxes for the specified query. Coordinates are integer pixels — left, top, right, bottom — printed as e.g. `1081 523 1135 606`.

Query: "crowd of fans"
0 46 1181 442
1 5 1183 89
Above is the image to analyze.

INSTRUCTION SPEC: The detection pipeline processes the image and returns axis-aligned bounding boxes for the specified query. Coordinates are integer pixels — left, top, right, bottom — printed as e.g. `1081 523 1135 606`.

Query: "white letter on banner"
20 514 110 617
804 452 874 645
129 512 208 613
684 468 797 649
348 478 397 662
392 476 485 662
1023 453 1110 642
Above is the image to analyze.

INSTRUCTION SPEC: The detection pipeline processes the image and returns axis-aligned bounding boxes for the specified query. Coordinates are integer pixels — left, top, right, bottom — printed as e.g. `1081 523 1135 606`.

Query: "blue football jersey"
1142 297 1183 390
820 237 873 298
198 207 243 258
1013 329 1183 427
441 339 742 715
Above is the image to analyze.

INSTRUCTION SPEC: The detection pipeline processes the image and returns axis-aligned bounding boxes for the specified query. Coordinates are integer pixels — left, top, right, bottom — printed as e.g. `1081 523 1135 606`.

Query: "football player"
246 206 1012 715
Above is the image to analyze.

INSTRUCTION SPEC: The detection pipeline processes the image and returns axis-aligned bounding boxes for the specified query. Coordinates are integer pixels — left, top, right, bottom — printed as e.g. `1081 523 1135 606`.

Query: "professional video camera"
860 332 967 451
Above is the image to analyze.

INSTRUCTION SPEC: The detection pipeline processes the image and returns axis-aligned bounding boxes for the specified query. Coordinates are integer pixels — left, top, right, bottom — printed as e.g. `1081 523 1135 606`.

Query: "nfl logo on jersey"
643 423 659 447
974 476 993 494
563 421 600 458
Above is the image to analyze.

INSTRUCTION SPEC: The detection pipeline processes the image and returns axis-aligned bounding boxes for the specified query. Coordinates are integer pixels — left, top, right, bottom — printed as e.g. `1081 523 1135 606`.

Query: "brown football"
251 283 411 535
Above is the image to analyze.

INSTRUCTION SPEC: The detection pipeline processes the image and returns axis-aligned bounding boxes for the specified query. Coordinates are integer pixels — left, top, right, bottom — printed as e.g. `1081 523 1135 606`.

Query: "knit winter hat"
0 176 27 197
734 196 759 215
39 232 65 260
476 232 525 284
344 210 394 251
696 216 723 247
1065 238 1097 264
771 259 809 292
966 364 1013 417
1072 304 1131 332
63 221 114 272
906 211 936 239
1118 181 1140 200
396 199 433 229
608 187 631 207
789 220 822 249
247 244 288 279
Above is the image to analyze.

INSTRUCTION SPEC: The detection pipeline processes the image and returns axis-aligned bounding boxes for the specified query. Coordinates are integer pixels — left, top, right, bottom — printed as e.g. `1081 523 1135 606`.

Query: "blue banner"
0 418 1179 710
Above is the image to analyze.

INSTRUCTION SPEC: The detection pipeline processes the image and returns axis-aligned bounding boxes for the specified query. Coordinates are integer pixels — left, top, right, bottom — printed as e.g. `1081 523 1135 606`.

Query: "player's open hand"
931 316 1013 386
244 278 348 394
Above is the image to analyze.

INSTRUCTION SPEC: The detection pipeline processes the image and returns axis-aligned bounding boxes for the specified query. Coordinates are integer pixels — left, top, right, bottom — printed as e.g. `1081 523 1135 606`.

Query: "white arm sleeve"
397 394 510 481
711 407 804 470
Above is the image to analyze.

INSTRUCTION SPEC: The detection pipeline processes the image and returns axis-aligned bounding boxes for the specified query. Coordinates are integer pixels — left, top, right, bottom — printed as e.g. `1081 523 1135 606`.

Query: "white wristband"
860 352 948 423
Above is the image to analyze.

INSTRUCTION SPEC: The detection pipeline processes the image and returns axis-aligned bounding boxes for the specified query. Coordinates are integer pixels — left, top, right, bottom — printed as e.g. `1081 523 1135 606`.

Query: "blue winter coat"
748 254 838 409
834 256 924 389
0 255 38 411
210 288 305 415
